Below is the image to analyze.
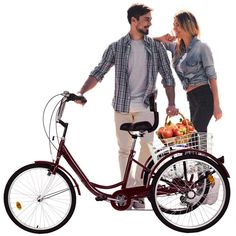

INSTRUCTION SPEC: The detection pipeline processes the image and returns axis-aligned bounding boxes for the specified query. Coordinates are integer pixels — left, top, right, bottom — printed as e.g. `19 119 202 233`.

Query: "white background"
0 0 235 235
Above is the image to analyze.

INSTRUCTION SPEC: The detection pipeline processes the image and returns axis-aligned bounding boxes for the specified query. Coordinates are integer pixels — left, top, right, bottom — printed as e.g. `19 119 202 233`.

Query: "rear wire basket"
148 132 213 163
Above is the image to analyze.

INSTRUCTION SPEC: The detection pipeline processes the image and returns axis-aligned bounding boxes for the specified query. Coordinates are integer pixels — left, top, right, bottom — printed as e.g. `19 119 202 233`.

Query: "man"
76 4 178 208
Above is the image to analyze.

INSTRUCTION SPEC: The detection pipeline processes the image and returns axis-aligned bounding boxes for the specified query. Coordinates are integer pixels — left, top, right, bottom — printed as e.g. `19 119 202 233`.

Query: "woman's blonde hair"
174 11 200 56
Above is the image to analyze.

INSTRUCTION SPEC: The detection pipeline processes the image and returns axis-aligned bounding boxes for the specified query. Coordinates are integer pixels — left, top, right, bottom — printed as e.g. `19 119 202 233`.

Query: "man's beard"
137 27 149 35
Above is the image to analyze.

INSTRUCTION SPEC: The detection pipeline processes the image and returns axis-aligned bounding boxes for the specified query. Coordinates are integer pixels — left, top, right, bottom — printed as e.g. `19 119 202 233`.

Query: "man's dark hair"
127 4 152 24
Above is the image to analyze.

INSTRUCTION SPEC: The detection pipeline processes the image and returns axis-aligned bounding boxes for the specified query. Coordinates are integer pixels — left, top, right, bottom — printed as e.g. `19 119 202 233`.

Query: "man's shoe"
133 198 145 209
203 177 220 205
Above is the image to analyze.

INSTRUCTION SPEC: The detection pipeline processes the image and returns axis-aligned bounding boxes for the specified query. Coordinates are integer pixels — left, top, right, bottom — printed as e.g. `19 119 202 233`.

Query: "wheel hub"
187 190 196 199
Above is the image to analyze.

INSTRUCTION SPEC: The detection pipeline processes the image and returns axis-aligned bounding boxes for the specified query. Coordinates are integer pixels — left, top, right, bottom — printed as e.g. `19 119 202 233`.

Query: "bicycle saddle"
120 121 152 132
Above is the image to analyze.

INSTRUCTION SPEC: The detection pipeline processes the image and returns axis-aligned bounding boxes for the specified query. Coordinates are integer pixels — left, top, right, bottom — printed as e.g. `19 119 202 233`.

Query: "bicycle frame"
36 119 151 202
36 92 159 202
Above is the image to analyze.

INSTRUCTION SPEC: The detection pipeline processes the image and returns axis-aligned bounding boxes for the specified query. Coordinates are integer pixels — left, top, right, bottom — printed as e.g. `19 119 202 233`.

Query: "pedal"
128 208 153 211
95 196 107 201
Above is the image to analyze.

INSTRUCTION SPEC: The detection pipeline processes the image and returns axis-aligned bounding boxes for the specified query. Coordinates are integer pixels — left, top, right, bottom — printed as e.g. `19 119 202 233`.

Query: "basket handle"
165 112 189 132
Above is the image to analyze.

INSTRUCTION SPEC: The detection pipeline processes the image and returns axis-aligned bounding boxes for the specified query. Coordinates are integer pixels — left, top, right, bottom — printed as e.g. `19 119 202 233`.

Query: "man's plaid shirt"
89 34 175 112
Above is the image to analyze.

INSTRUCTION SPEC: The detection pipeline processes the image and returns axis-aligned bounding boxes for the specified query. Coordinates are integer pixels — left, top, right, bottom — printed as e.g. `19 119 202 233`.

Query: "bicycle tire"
4 163 76 234
150 154 230 233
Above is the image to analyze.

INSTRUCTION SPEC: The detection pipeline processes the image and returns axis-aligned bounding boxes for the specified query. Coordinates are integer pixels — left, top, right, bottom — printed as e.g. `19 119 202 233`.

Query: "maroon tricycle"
4 91 230 233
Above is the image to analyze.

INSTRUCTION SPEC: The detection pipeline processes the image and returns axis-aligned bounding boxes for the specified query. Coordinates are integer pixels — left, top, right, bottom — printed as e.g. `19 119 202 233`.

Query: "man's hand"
166 105 179 116
75 76 98 105
74 92 87 105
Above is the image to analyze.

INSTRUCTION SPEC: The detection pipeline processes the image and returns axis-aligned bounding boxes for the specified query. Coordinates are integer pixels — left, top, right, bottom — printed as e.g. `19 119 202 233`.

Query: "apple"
162 127 174 138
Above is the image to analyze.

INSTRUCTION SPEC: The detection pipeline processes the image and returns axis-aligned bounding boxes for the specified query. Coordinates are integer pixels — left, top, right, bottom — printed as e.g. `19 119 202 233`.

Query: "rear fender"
35 160 81 195
146 149 230 187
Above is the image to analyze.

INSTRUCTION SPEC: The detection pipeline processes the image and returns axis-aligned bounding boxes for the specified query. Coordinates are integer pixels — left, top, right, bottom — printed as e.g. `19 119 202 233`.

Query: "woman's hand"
153 33 176 43
214 105 222 121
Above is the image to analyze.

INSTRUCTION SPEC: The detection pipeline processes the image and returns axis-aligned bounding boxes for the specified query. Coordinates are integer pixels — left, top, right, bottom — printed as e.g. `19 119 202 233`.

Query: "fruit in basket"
161 127 174 138
173 127 186 136
157 121 175 138
181 118 190 126
156 114 196 140
187 124 195 132
157 127 165 138
180 118 195 131
157 124 175 138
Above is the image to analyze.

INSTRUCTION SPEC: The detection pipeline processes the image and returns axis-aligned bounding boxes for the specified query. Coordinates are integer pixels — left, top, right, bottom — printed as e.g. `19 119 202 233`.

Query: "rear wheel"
150 154 230 232
4 163 76 233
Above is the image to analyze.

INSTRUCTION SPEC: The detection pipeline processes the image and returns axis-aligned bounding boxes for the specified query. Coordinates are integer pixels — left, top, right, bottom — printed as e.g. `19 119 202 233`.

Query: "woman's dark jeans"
187 84 213 151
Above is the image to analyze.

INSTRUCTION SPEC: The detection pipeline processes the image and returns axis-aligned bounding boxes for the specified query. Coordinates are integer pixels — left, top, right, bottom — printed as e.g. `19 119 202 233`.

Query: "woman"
155 11 222 132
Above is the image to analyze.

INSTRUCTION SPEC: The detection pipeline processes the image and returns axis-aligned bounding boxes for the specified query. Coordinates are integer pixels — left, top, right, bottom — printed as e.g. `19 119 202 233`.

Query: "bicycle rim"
4 163 76 233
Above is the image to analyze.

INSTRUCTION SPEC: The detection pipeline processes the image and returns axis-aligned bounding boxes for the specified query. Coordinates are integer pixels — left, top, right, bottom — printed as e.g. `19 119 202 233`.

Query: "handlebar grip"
66 93 87 104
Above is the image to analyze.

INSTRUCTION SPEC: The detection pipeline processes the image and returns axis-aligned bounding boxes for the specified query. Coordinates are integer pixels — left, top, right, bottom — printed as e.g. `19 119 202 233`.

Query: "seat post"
130 130 146 150
130 133 138 150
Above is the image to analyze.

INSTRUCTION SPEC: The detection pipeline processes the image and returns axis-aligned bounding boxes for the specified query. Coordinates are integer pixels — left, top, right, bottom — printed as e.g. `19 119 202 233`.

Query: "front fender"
35 160 81 195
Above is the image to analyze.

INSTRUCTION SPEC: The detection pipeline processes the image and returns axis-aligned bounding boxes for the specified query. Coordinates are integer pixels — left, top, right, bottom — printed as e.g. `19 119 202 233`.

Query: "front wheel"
150 154 230 232
4 163 76 233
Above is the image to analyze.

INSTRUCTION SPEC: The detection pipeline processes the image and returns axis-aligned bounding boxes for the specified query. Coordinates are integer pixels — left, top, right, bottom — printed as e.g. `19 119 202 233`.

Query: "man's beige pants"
114 110 154 187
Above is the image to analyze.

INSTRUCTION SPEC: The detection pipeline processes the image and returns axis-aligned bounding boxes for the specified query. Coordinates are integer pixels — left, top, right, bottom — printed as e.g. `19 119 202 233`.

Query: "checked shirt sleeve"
89 44 115 82
157 42 176 87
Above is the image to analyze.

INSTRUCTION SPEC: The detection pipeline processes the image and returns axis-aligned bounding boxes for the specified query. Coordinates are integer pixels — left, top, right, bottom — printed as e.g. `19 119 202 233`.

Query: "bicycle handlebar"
56 91 87 121
63 91 87 104
56 91 158 133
